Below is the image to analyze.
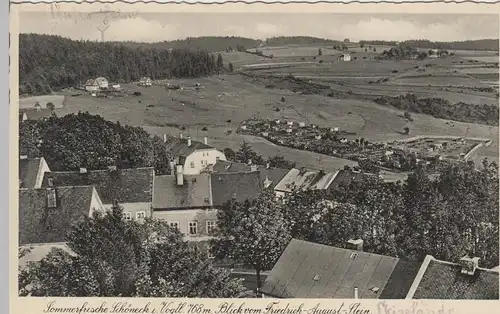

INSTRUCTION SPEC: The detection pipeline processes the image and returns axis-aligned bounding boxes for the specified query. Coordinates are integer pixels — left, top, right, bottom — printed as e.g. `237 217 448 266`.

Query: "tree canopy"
19 204 245 297
212 190 291 293
19 112 172 173
20 34 221 95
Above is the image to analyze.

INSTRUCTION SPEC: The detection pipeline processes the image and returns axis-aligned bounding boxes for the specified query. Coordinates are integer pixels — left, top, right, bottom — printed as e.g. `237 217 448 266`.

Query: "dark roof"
19 108 53 120
41 167 154 204
410 257 499 299
211 172 263 206
19 158 43 189
212 161 289 190
328 170 365 190
19 187 96 245
262 239 421 299
153 174 212 209
19 243 75 270
166 138 214 158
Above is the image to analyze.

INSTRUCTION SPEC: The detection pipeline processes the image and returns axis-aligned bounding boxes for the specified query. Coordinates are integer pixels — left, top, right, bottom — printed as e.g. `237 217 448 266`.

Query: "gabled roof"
262 239 421 299
407 255 499 300
212 161 289 190
19 157 48 189
166 138 214 158
19 186 97 245
274 169 337 193
153 174 212 210
328 170 365 190
85 78 97 86
41 167 154 204
211 172 263 206
19 108 53 121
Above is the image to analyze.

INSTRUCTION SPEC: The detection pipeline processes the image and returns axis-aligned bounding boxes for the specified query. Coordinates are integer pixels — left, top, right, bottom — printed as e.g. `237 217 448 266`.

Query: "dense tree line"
19 204 244 297
19 112 172 173
265 36 340 46
374 93 499 126
118 36 261 52
20 34 222 95
377 44 427 60
360 39 499 51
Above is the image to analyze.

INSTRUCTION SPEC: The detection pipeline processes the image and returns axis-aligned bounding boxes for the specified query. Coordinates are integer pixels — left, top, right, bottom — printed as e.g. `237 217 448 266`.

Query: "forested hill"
118 36 261 52
19 34 222 95
265 36 341 46
360 39 499 51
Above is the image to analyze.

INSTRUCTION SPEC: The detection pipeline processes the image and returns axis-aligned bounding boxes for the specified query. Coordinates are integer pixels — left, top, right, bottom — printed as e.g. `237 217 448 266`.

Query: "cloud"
106 17 179 42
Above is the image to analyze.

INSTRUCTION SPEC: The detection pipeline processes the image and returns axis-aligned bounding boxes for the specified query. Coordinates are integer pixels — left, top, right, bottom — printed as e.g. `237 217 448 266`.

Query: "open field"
19 95 65 109
32 43 497 173
53 68 498 170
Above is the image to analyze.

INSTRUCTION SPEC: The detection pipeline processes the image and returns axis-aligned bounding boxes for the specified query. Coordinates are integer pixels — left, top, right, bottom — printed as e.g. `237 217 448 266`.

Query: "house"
84 79 99 92
261 239 422 299
95 77 109 89
341 54 351 62
139 77 153 87
211 160 289 190
19 108 53 121
85 77 108 92
19 186 106 245
153 170 215 241
41 167 154 221
273 168 338 199
166 135 226 175
111 83 121 90
19 156 51 189
405 255 499 299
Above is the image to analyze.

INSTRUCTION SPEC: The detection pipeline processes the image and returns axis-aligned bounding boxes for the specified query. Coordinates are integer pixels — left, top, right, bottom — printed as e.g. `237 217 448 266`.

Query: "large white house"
166 135 227 175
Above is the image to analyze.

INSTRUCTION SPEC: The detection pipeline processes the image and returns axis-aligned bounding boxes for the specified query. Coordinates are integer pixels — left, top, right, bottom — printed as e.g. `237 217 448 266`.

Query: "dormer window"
47 189 57 208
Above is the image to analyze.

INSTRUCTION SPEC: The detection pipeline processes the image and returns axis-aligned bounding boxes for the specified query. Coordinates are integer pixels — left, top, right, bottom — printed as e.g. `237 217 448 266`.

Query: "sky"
19 12 499 43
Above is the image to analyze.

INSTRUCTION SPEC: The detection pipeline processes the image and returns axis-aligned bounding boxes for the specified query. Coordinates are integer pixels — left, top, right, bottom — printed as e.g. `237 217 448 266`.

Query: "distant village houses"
85 77 109 92
139 77 153 87
340 53 352 62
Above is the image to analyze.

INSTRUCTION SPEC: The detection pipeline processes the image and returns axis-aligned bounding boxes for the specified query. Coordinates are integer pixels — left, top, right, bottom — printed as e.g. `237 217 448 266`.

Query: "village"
15 12 500 301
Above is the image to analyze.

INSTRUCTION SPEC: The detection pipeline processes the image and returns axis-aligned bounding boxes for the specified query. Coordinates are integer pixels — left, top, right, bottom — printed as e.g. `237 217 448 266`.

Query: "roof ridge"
405 254 434 299
49 167 154 174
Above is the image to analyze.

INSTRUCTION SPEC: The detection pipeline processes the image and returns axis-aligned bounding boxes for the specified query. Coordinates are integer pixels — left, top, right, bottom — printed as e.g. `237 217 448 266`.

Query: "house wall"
89 188 106 216
104 202 152 221
85 85 99 92
153 208 218 237
182 149 227 175
34 158 51 189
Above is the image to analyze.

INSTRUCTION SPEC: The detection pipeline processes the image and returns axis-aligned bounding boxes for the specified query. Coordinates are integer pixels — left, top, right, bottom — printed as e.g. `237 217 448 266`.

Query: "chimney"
163 134 167 143
79 167 87 174
459 256 480 275
175 165 184 186
250 164 258 172
187 137 192 147
204 137 208 145
264 176 272 189
354 287 359 299
169 161 176 174
247 159 252 165
266 162 270 169
346 239 364 251
179 134 183 139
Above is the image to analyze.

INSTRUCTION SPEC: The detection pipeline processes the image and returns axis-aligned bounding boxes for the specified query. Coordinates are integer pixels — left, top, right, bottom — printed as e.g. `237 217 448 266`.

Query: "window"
47 189 57 208
350 253 358 259
201 160 204 166
206 221 216 235
188 221 198 235
169 221 180 231
190 161 195 168
216 157 220 162
123 212 132 221
136 211 146 220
